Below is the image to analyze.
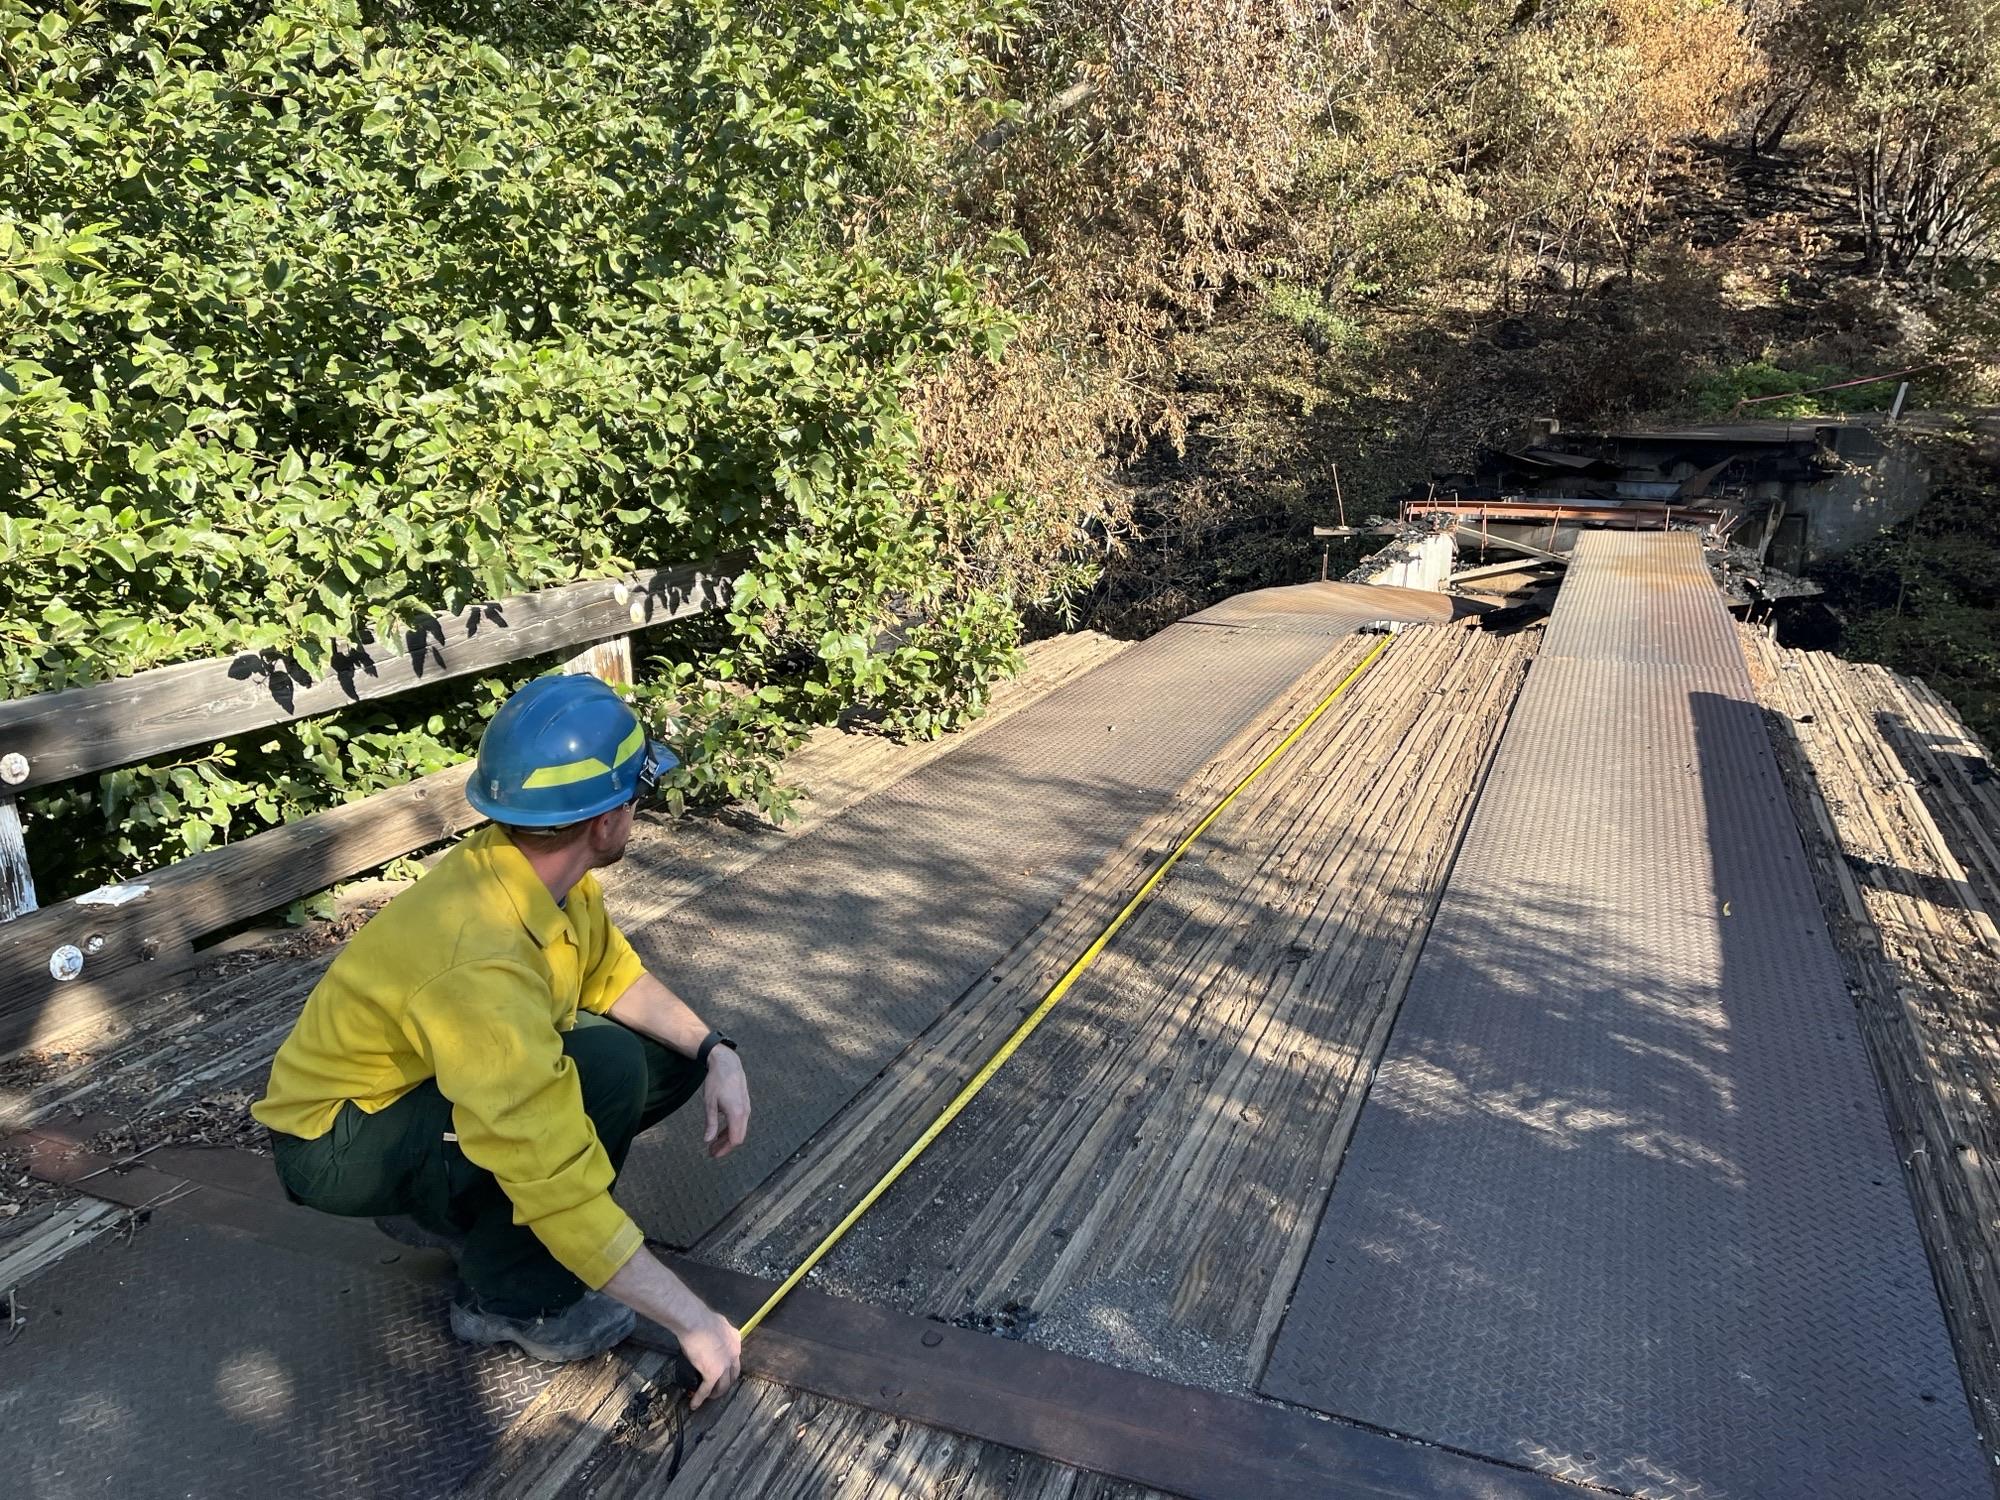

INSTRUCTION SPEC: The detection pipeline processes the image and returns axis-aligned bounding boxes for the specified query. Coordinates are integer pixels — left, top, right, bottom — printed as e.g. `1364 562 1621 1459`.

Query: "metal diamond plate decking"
3 1211 549 1500
1260 532 1988 1499
621 594 1444 1244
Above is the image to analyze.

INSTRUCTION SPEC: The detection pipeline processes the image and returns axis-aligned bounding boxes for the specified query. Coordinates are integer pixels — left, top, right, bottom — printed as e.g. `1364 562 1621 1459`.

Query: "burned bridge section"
1261 532 1987 1499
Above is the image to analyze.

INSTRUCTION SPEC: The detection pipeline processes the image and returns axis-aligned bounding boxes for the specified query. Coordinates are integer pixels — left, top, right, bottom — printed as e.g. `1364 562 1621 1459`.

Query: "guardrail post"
563 635 633 686
0 794 35 922
0 751 34 920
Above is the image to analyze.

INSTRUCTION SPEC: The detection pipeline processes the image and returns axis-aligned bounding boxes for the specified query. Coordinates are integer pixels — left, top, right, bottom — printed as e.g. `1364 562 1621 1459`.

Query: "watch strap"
695 1030 737 1068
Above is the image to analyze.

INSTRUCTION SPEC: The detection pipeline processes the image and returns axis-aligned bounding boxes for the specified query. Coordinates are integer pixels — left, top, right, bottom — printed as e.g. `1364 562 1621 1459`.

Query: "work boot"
450 1289 636 1363
374 1214 467 1261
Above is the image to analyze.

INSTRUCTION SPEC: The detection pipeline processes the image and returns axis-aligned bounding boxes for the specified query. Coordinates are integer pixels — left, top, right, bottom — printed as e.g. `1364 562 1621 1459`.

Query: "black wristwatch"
695 1030 738 1069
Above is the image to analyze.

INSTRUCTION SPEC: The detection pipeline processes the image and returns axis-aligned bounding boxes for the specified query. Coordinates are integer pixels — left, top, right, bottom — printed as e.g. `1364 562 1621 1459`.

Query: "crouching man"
253 675 748 1405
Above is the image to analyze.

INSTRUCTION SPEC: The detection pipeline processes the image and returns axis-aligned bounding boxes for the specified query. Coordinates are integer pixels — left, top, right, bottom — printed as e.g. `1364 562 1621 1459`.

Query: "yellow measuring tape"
739 632 1394 1337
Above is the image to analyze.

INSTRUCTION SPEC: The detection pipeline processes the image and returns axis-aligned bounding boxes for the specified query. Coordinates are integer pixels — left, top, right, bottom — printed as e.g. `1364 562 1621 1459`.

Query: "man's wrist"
695 1029 738 1070
604 1246 715 1338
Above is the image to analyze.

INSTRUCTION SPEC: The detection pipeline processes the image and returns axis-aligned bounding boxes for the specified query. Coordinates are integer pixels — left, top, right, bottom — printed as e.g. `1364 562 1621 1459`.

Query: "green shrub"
1688 360 1918 420
1 0 1028 896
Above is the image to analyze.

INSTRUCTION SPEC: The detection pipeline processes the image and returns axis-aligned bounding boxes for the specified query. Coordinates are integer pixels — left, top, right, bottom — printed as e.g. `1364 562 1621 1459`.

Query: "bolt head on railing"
0 752 27 786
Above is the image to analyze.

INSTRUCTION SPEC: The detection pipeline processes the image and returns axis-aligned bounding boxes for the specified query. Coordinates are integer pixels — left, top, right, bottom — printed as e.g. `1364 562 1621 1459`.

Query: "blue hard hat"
465 675 676 827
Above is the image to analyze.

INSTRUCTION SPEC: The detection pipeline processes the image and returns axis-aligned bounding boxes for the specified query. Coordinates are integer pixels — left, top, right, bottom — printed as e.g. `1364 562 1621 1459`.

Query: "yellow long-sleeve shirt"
253 824 650 1288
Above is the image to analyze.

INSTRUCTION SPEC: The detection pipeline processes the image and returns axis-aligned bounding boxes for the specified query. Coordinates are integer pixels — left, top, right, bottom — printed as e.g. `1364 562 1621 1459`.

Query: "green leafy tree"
1 0 1027 894
1778 0 2000 280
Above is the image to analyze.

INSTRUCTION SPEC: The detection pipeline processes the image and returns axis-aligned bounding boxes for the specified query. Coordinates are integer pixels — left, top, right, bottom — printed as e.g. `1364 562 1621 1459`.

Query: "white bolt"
0 752 27 786
49 945 83 982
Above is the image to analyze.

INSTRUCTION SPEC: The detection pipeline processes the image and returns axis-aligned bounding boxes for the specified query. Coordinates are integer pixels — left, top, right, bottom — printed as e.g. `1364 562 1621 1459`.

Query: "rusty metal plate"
1260 532 1987 1499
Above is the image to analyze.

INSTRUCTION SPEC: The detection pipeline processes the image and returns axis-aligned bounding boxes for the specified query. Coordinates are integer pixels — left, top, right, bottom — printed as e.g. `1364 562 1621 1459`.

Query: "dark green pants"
271 1011 703 1317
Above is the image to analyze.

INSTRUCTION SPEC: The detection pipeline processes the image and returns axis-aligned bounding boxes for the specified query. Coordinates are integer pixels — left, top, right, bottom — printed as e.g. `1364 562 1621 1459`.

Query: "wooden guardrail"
0 560 734 1056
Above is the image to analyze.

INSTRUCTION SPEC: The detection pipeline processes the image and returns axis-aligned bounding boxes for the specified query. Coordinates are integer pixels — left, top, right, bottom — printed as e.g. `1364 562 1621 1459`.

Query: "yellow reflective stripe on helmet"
521 755 610 789
518 720 644 790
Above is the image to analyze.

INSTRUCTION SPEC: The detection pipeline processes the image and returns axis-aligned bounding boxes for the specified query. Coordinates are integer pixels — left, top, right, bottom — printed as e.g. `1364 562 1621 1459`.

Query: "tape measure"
740 634 1394 1337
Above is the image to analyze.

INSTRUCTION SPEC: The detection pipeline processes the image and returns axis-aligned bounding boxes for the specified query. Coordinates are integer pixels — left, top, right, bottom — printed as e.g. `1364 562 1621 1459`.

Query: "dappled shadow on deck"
2 614 1500 1500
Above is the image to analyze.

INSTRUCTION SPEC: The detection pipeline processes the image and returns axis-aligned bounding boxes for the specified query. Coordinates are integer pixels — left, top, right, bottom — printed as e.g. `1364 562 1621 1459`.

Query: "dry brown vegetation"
899 0 2000 633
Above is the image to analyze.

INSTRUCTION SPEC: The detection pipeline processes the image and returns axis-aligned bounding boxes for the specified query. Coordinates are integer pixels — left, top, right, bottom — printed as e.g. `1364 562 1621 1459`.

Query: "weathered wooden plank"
595 1380 1165 1500
0 561 732 792
572 1382 1109 1500
454 1348 670 1500
0 794 34 920
0 1198 123 1287
0 762 480 1058
1447 556 1561 586
564 635 635 687
699 624 1535 1396
657 1258 1569 1500
1459 531 1567 565
1746 629 2000 1458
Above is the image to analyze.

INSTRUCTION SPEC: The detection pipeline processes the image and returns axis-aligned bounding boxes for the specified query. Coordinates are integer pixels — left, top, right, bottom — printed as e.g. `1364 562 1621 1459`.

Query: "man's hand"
603 975 751 1160
702 1046 751 1159
603 1248 742 1408
680 1305 743 1408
